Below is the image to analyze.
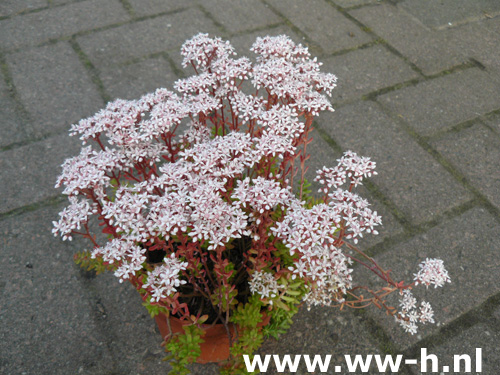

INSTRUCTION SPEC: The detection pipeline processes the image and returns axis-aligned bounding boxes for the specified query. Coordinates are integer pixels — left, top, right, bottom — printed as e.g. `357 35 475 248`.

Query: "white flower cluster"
250 35 337 116
233 177 292 214
143 254 188 302
395 290 435 335
52 196 97 240
249 270 283 302
91 239 146 282
414 258 451 288
270 151 382 307
315 150 377 192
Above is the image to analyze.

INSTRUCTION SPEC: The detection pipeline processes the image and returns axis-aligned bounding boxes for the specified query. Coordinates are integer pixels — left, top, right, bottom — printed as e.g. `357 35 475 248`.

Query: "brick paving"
1 0 500 374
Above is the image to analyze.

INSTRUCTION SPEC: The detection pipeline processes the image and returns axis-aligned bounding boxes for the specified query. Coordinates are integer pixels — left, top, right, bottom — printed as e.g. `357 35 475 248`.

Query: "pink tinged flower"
91 239 146 282
251 35 310 64
396 290 436 334
399 289 417 312
211 57 253 92
144 253 188 302
180 33 235 72
186 91 222 115
395 315 418 335
180 131 256 178
174 72 216 94
414 258 451 288
146 191 191 239
188 180 250 249
101 187 151 242
52 196 96 240
249 271 283 301
230 91 266 124
138 92 188 141
181 120 211 145
233 176 292 214
418 301 435 324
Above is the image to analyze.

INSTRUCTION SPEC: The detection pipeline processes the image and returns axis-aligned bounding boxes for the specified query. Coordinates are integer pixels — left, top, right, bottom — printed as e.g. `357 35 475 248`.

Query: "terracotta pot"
155 311 271 363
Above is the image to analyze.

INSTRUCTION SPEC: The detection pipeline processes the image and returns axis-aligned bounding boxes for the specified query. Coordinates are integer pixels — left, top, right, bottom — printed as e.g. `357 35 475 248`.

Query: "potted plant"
53 34 451 374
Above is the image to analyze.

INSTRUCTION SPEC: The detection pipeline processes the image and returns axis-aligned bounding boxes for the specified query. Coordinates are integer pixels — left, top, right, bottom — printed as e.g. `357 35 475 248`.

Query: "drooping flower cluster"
54 34 449 341
395 290 435 335
414 258 451 288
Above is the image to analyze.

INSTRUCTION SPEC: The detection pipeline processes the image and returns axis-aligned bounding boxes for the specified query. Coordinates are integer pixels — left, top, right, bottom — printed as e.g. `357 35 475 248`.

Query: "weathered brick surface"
350 4 468 75
0 0 130 51
364 207 500 351
378 68 500 137
76 8 219 68
321 45 419 103
317 101 472 224
431 124 500 211
266 0 372 54
0 133 80 214
202 0 282 34
6 42 104 137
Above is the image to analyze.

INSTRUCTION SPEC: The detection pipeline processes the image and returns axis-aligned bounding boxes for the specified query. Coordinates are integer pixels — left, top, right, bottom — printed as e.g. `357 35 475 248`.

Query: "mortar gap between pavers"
69 38 111 104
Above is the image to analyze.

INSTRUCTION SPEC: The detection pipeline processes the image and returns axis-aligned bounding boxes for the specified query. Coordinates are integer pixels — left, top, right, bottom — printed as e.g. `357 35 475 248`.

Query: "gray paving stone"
128 0 194 17
100 56 178 100
0 0 46 17
0 132 80 214
332 0 378 8
408 324 499 375
76 8 219 69
83 272 171 374
483 112 500 136
266 0 372 54
321 45 419 103
378 68 500 137
0 206 114 374
0 0 130 51
317 101 472 224
50 0 81 4
202 0 282 34
431 124 500 212
350 4 467 75
439 17 500 72
363 207 500 351
0 70 29 148
78 272 218 374
400 0 500 29
258 305 382 374
6 42 104 137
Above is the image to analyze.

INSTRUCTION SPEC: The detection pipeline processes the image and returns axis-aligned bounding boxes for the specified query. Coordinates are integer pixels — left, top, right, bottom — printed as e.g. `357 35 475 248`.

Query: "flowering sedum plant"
53 34 450 373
